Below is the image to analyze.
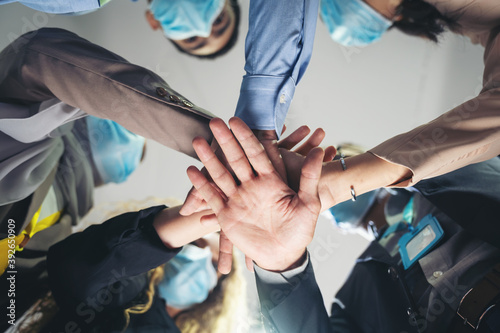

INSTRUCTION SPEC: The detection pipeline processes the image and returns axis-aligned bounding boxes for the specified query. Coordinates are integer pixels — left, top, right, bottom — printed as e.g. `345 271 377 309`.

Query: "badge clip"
398 215 444 270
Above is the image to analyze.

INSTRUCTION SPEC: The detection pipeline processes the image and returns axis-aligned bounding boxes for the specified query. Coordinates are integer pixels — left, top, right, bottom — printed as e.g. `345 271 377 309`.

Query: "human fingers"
228 118 275 175
278 126 311 150
253 129 287 180
199 213 219 226
218 231 233 274
261 139 287 181
186 165 226 214
180 187 208 216
324 146 337 162
193 136 238 198
281 124 287 136
245 256 254 272
209 118 254 183
294 128 325 156
211 139 237 181
279 149 306 191
298 147 325 199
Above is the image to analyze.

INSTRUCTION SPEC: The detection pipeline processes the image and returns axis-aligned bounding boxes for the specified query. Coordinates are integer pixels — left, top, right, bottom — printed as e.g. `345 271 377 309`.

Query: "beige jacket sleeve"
369 27 500 187
0 28 214 159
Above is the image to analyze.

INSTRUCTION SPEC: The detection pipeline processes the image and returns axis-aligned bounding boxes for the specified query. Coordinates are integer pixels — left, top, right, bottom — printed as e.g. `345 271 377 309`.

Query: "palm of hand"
216 172 318 271
187 118 324 272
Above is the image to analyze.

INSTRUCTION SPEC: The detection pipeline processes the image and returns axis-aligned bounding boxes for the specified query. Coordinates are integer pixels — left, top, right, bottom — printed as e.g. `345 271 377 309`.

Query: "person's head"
328 186 416 239
85 116 146 187
145 0 240 59
159 236 221 316
172 239 247 333
390 0 459 42
320 0 458 46
127 232 247 333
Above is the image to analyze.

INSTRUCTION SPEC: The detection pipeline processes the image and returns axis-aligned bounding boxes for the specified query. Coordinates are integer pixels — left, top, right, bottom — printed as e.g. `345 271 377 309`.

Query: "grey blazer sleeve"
254 257 333 333
0 28 214 158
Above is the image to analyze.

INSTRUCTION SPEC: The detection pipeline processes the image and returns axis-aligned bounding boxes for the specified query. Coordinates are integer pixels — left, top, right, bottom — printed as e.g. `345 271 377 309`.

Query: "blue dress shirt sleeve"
234 0 320 137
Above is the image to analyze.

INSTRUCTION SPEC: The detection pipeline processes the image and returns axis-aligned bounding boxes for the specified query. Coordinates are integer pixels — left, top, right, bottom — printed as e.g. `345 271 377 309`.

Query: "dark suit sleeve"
47 205 180 319
0 28 214 158
415 156 500 249
254 256 334 333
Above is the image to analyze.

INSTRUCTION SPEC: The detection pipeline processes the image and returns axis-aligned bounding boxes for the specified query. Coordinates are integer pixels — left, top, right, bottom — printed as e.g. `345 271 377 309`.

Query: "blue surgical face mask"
149 0 225 40
86 116 145 184
328 189 381 230
158 244 218 310
320 0 392 46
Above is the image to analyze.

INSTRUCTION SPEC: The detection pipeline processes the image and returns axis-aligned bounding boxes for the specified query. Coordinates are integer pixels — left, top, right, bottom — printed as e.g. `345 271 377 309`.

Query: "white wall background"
0 0 485 324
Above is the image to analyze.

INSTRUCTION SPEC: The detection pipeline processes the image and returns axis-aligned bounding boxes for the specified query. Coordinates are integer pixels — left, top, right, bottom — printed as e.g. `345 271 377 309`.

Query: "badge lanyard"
380 197 444 270
381 196 415 239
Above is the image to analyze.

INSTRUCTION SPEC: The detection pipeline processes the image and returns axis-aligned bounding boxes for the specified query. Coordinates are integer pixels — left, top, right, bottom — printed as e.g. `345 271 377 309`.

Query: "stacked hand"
186 118 326 273
180 128 286 216
180 124 337 216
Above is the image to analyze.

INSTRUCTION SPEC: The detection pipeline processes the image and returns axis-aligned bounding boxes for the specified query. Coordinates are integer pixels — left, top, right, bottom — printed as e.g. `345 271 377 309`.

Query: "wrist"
257 249 307 273
319 161 342 211
319 152 412 211
253 129 278 141
153 206 219 249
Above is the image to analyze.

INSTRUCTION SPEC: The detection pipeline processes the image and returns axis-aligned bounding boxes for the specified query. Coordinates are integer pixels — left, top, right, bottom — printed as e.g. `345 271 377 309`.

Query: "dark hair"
391 0 459 42
168 0 240 59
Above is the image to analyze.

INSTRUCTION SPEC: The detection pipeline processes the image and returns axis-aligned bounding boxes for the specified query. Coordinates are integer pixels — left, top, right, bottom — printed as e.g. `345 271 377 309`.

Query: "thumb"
298 147 324 199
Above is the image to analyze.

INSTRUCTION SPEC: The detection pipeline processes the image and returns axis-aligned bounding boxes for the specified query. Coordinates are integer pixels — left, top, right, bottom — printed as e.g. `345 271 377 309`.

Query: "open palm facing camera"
187 118 324 273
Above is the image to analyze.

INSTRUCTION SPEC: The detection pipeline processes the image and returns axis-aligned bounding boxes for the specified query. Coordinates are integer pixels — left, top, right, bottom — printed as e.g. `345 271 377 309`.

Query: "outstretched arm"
235 0 320 180
280 30 500 210
279 149 412 211
349 29 500 191
314 151 411 211
47 205 218 320
180 0 321 216
235 0 319 137
0 28 214 158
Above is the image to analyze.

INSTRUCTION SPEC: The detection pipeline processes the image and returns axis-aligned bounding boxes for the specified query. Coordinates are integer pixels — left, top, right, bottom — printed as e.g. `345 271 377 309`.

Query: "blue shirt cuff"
235 75 296 138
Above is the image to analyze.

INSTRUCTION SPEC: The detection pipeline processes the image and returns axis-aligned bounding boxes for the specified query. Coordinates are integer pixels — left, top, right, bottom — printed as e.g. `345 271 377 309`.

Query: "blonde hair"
174 254 247 333
122 266 166 331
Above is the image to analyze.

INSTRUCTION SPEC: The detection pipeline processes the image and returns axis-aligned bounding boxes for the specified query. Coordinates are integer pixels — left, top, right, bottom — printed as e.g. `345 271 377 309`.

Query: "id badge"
398 215 444 270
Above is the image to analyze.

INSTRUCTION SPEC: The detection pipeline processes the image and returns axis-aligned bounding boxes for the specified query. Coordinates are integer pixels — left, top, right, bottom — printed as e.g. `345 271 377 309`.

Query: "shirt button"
279 94 286 104
182 99 194 108
433 271 443 278
407 308 417 317
407 308 418 323
387 267 399 281
169 95 182 103
156 87 167 97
